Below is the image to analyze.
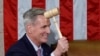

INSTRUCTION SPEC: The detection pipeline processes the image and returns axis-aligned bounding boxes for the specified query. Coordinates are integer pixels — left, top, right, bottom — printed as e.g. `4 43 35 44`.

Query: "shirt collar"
26 34 42 51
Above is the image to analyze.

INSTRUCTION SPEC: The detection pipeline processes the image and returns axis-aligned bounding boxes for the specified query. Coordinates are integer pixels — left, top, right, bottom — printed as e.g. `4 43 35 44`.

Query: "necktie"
37 49 41 56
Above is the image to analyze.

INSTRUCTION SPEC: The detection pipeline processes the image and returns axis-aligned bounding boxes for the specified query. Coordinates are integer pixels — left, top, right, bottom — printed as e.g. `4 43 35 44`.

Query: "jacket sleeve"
6 51 28 56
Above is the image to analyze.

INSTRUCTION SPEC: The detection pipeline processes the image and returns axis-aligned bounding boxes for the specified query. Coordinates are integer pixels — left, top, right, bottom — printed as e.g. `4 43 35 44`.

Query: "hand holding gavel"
44 8 69 56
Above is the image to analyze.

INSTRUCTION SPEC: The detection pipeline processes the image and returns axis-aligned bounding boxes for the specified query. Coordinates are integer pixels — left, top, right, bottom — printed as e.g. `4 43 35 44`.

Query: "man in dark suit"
6 8 69 56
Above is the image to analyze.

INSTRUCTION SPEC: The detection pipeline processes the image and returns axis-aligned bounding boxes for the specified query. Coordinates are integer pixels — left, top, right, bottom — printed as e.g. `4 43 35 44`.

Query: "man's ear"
26 24 33 33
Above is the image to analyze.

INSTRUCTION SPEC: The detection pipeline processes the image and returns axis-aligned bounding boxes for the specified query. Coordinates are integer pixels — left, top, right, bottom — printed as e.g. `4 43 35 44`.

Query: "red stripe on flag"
32 0 45 8
4 0 18 52
99 0 100 38
60 0 73 40
87 0 100 40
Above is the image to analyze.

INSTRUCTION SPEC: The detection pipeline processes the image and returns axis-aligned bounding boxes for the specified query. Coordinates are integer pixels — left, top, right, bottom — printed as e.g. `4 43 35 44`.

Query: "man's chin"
41 37 48 43
42 40 48 43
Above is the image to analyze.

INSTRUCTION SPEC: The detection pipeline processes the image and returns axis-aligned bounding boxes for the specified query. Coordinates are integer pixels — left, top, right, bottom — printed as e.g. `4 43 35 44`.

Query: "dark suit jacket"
6 34 52 56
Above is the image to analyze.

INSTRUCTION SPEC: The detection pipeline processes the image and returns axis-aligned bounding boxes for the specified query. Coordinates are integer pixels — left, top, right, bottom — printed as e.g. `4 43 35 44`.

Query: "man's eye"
41 24 50 28
42 25 47 28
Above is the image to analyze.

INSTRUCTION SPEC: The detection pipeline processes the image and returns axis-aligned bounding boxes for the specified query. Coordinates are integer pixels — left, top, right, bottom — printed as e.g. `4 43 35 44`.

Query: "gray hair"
23 8 45 27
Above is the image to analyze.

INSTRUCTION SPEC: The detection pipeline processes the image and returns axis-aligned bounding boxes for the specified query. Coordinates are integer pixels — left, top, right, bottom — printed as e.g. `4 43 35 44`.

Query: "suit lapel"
22 34 38 56
22 34 52 56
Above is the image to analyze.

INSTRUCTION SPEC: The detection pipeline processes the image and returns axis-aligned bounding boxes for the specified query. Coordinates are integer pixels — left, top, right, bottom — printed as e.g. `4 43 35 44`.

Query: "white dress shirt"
26 34 55 56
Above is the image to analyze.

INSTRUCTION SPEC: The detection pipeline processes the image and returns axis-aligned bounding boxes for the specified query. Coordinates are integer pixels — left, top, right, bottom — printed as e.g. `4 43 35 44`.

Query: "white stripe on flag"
73 0 87 40
46 0 59 44
0 0 4 55
18 0 32 39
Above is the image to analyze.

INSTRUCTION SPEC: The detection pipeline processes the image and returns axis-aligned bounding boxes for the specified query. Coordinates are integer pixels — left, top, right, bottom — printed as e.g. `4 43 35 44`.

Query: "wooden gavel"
44 8 62 38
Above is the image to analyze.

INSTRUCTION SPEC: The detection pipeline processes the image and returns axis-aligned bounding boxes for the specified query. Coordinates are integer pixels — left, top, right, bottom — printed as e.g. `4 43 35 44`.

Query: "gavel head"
44 8 59 19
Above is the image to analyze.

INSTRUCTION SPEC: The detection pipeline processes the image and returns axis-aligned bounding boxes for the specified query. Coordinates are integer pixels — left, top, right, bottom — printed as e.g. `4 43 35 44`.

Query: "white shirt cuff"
51 52 55 56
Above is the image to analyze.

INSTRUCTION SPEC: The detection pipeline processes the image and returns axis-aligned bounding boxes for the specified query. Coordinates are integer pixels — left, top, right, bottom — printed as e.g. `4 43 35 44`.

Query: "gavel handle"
53 17 62 38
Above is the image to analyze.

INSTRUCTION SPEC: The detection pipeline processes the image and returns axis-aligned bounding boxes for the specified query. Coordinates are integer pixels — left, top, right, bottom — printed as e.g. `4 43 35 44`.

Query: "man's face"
31 15 51 44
